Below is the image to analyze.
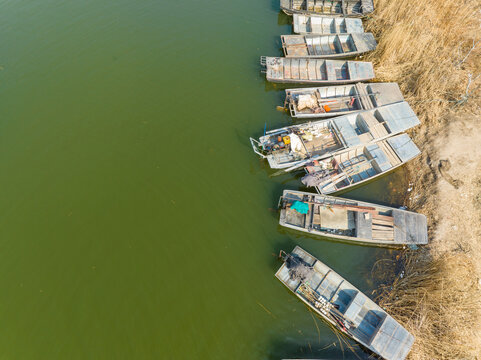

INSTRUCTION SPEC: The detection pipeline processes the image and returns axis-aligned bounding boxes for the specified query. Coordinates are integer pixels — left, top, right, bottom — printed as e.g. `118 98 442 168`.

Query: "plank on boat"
301 133 421 194
279 189 428 246
260 56 375 84
276 246 414 360
250 102 420 170
280 0 374 18
284 82 404 119
293 14 364 34
281 33 376 59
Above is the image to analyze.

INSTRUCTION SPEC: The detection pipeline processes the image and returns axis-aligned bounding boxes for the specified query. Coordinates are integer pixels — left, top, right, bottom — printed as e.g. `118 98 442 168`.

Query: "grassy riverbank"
365 0 481 358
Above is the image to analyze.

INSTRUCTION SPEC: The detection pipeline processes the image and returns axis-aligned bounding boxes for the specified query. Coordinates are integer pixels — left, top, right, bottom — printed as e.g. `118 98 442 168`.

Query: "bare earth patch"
432 114 481 264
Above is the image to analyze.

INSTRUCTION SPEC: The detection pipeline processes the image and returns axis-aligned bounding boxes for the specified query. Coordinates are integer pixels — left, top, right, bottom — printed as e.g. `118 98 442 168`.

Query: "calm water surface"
0 1 409 359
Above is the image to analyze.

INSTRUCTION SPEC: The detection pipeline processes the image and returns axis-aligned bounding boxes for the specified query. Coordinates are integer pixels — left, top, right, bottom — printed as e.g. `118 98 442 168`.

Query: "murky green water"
0 1 409 359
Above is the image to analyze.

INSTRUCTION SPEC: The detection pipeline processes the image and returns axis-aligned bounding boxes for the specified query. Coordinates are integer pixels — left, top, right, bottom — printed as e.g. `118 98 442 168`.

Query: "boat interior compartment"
304 134 420 194
262 57 375 83
293 15 364 34
282 34 357 57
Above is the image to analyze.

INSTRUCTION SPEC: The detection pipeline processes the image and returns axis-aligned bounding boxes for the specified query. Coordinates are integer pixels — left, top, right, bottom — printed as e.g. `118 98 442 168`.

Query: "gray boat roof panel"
387 134 421 162
367 83 404 107
346 18 364 33
371 316 415 360
334 117 362 147
378 102 420 134
393 209 428 244
347 61 374 82
351 33 377 53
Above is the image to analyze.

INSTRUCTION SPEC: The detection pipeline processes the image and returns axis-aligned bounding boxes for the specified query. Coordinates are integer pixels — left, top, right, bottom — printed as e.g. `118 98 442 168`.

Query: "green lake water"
0 1 410 359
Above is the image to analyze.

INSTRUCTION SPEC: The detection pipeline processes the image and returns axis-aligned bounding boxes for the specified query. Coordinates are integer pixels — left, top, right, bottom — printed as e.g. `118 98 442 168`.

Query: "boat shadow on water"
277 10 292 26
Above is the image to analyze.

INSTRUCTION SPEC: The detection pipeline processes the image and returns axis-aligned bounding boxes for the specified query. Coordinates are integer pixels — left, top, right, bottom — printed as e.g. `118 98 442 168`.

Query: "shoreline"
365 0 481 358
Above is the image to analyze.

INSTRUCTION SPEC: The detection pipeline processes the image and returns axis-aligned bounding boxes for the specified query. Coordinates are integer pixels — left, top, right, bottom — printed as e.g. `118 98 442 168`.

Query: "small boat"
250 102 420 170
260 57 374 84
293 14 364 34
280 0 375 18
279 189 428 246
301 133 421 194
276 246 414 360
284 82 404 119
281 33 376 58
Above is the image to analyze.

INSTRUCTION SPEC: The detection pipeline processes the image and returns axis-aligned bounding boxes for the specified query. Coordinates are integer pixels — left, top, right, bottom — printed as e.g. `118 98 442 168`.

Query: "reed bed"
365 0 481 122
364 0 481 358
375 252 481 359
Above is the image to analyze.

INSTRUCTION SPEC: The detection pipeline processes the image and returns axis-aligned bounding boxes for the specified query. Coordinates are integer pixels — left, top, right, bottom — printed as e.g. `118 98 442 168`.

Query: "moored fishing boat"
280 0 375 18
260 57 374 84
279 189 428 246
284 82 404 119
250 102 420 170
281 33 376 58
276 246 415 360
293 14 364 34
301 133 421 194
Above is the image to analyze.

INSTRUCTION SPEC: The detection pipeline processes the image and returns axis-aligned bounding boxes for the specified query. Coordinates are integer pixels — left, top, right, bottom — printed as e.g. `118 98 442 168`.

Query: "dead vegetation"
363 0 481 359
375 252 481 359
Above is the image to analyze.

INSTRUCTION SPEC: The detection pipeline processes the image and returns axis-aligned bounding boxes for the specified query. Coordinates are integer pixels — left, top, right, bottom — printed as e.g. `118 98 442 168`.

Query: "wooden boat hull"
280 0 375 18
261 56 375 84
293 14 364 34
279 190 428 246
285 82 404 119
276 247 415 360
281 33 377 59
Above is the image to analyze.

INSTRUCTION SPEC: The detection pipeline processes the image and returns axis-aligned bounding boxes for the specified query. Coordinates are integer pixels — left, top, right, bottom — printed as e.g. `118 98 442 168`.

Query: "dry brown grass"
375 252 481 359
363 1 481 359
365 0 481 121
